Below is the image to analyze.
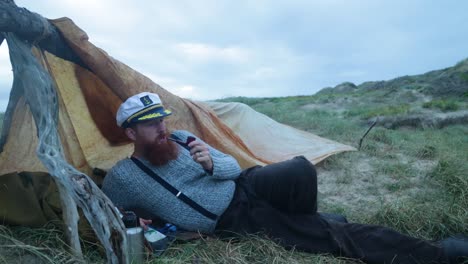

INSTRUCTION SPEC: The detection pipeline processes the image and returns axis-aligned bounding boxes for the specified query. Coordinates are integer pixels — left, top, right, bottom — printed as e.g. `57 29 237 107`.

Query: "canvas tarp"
205 101 354 163
0 18 355 227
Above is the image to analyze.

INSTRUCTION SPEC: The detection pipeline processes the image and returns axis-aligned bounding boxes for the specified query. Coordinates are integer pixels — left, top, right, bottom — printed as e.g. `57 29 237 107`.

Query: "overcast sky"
1 0 467 111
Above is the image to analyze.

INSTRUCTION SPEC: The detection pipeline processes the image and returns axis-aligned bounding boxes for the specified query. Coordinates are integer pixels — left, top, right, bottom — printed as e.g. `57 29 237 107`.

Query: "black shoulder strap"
170 133 181 141
130 156 218 221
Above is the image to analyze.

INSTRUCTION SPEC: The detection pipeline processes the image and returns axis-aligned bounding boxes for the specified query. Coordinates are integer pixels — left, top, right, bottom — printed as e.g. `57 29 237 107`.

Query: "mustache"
144 133 179 166
152 131 170 142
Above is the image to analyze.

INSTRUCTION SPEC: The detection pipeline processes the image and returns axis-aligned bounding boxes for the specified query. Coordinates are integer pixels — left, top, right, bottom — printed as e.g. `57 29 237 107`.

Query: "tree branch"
358 118 378 151
0 0 134 259
5 32 128 264
0 0 86 68
1 2 129 262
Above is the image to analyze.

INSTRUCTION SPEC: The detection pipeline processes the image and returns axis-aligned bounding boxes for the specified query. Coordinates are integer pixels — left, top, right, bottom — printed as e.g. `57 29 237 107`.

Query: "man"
102 92 467 264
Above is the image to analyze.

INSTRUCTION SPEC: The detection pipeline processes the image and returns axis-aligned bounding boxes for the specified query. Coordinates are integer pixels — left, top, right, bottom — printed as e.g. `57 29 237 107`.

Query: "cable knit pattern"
102 130 242 233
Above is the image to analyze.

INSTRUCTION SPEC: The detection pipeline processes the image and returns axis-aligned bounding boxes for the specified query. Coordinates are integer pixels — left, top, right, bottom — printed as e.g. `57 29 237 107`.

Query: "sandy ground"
315 155 439 219
303 96 446 219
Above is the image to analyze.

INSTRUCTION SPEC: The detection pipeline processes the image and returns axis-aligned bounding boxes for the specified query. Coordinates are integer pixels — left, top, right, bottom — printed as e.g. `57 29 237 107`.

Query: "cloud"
0 43 13 111
16 0 141 35
339 70 367 78
139 70 203 100
0 44 13 78
172 85 203 100
0 99 9 113
175 43 250 64
248 67 277 80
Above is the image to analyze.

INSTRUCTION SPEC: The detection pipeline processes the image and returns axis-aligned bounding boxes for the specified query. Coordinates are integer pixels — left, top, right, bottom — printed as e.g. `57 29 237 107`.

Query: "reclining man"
102 92 467 264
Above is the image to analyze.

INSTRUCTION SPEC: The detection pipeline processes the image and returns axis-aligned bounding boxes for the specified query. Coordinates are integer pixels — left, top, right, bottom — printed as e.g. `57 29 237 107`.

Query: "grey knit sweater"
102 130 242 234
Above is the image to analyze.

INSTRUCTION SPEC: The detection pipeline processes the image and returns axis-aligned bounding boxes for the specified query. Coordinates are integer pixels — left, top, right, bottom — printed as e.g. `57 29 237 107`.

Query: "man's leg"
319 212 348 223
218 191 447 264
247 156 318 214
323 220 448 264
218 158 447 263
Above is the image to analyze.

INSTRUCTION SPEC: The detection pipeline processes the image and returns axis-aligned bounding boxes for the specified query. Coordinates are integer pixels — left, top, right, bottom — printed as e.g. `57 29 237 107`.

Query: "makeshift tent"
0 17 355 227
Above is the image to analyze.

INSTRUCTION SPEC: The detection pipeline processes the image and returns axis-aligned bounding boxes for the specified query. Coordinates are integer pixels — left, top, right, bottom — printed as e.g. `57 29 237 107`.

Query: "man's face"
132 117 167 145
128 117 179 165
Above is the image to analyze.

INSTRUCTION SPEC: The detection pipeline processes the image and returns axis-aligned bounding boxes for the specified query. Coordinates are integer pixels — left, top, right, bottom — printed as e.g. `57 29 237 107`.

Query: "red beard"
142 132 179 166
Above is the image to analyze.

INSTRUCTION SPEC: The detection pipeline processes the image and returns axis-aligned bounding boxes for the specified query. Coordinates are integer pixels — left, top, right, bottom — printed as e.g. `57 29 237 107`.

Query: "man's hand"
139 218 152 231
188 139 213 173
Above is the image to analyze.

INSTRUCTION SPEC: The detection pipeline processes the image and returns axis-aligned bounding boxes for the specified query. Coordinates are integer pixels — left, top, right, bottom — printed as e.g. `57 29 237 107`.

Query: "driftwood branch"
358 117 378 150
5 32 128 264
1 1 128 263
0 0 86 67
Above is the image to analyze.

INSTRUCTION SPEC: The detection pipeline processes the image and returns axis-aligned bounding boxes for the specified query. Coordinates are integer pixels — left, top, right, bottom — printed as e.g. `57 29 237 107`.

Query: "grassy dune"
0 91 467 263
218 94 467 239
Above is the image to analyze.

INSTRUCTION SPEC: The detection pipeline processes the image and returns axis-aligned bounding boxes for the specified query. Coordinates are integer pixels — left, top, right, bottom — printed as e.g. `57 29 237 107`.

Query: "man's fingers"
188 140 202 150
191 147 209 157
190 145 204 156
189 141 209 156
193 151 209 161
139 218 152 231
188 141 211 169
197 155 210 162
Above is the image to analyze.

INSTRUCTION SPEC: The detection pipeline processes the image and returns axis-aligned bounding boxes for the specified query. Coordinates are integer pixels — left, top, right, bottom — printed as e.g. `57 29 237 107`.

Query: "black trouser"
216 156 448 264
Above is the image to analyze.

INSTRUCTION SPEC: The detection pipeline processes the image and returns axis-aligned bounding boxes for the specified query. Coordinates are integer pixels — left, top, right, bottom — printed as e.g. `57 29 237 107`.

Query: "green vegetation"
0 86 467 263
344 104 411 119
219 95 467 242
423 99 460 112
460 72 468 82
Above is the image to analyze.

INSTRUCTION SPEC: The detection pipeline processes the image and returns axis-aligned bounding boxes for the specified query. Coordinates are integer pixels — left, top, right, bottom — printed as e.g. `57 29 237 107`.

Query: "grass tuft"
153 234 361 263
0 225 86 264
344 104 411 119
422 99 460 112
428 159 468 197
415 145 437 159
367 193 468 240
